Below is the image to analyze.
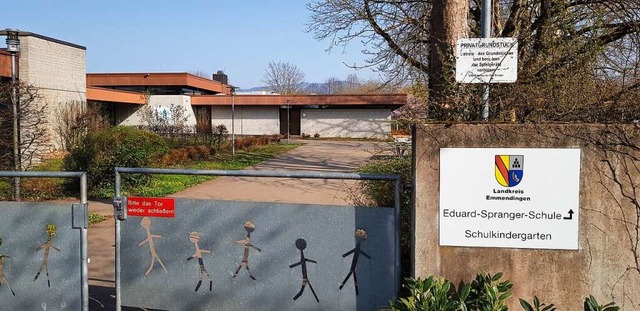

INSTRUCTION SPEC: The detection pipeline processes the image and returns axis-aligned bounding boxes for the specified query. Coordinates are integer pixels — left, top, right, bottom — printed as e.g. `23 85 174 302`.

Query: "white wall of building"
19 36 86 103
301 108 391 138
18 35 87 151
117 95 196 128
212 106 280 135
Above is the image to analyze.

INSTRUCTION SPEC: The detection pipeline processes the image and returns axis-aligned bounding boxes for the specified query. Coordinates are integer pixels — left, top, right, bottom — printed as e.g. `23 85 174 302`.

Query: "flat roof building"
1 29 407 160
0 30 86 165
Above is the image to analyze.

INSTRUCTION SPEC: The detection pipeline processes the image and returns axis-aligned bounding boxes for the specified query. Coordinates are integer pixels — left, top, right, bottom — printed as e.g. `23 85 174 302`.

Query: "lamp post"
6 29 21 201
286 99 290 144
231 86 236 160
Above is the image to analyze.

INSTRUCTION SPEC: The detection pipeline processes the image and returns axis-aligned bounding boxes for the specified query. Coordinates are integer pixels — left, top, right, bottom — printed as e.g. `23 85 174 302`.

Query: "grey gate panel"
0 171 88 311
120 199 396 311
0 202 83 310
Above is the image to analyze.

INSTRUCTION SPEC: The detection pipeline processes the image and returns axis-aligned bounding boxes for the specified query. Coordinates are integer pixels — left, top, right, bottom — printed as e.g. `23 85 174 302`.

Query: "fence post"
394 177 402 298
81 173 89 311
115 171 122 311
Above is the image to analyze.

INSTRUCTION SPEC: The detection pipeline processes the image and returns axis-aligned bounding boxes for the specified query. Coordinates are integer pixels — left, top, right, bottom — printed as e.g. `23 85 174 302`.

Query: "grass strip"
0 143 300 200
122 143 300 197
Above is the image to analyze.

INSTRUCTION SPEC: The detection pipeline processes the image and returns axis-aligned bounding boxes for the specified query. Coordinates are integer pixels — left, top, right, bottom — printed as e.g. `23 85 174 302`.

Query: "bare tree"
307 0 465 99
19 94 49 171
307 0 640 121
52 101 110 151
188 71 211 79
323 74 400 94
0 82 49 168
323 77 344 94
262 61 306 94
139 103 190 135
0 81 50 199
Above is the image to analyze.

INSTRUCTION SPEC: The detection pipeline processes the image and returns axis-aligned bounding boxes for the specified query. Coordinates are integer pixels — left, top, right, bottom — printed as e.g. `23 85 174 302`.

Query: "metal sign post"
231 86 236 160
481 0 492 121
456 2 518 121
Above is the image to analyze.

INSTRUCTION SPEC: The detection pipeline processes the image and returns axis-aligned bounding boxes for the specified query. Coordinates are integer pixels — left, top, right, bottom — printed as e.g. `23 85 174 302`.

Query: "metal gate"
0 171 88 310
113 168 401 311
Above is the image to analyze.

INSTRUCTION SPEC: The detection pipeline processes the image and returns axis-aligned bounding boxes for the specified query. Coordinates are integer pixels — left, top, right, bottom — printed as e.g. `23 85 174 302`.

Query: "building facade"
0 30 86 165
1 30 407 157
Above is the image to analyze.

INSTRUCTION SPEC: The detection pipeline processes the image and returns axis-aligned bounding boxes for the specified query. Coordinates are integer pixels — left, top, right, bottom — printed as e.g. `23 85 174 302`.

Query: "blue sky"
4 0 376 88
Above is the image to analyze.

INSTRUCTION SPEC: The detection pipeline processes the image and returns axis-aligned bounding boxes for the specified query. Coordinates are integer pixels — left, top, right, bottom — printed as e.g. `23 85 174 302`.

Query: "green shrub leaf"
520 299 534 311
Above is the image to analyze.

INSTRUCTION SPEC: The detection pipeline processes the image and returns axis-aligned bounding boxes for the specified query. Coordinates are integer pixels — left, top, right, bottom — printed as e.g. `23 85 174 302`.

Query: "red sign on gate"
127 197 176 218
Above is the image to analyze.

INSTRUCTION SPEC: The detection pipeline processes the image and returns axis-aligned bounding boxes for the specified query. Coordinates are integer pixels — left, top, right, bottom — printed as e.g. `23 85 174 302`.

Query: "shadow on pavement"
90 284 169 311
89 285 115 310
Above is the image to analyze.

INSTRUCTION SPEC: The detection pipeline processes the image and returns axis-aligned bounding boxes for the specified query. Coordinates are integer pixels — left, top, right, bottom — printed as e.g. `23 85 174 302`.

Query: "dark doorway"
279 107 301 136
193 106 212 134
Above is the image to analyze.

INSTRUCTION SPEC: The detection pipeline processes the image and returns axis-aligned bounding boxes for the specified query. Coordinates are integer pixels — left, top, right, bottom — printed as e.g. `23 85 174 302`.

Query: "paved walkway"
170 140 375 205
87 140 375 309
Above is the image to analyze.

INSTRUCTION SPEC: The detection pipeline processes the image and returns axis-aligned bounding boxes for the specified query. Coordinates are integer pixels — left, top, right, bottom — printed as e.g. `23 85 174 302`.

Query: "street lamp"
231 86 236 160
286 99 290 144
6 29 20 53
6 29 21 201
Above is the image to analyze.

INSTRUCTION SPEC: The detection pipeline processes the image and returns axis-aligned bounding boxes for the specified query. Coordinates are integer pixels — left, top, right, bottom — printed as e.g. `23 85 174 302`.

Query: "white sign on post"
456 38 518 83
439 148 581 250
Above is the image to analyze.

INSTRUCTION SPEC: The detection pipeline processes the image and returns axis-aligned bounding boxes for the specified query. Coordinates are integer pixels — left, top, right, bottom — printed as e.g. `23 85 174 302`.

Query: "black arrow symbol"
563 209 574 220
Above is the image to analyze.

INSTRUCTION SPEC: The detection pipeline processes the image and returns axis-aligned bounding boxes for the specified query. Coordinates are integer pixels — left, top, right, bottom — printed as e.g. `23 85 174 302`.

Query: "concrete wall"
414 124 640 309
211 106 280 135
117 95 195 128
18 35 86 151
301 108 391 138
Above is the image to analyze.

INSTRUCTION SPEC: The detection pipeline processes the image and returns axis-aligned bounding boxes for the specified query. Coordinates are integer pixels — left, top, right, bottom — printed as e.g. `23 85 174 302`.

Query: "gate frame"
0 171 89 311
113 167 401 311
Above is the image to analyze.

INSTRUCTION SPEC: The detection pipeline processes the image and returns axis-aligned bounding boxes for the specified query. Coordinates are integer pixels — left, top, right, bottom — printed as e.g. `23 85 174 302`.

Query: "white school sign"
456 38 518 83
439 148 581 250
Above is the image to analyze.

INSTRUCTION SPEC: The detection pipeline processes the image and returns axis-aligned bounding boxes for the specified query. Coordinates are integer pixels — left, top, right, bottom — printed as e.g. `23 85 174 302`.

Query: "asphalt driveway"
170 140 376 205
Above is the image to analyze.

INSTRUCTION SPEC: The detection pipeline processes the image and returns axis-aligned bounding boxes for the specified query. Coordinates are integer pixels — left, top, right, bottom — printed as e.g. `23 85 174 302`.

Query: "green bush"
519 295 619 311
389 273 620 311
466 272 512 311
389 273 510 311
355 157 412 277
64 126 168 196
390 276 469 311
583 295 620 311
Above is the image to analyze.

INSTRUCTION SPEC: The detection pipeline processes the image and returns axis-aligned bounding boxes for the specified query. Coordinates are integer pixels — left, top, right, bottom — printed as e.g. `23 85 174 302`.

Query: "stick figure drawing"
339 229 371 295
138 217 168 275
232 221 261 281
34 224 61 287
0 238 15 296
187 231 212 292
289 238 319 303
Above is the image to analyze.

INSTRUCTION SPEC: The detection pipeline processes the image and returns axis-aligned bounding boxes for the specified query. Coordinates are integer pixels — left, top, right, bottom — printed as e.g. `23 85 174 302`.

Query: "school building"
0 29 406 153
